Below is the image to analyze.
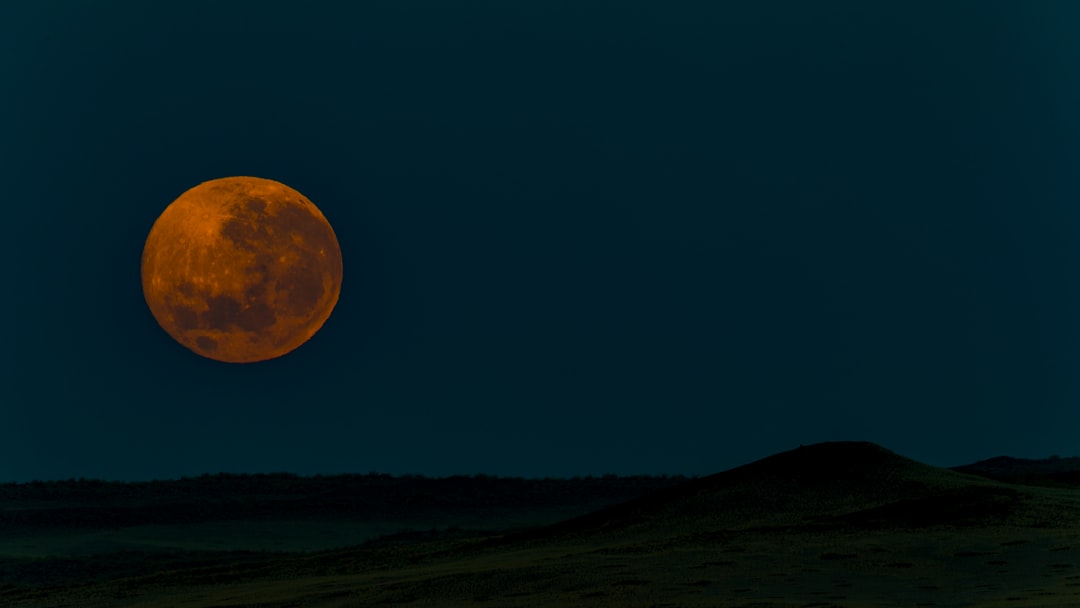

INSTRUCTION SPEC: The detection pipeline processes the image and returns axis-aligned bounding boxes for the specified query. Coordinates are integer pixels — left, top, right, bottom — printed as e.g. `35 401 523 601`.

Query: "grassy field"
5 442 1080 607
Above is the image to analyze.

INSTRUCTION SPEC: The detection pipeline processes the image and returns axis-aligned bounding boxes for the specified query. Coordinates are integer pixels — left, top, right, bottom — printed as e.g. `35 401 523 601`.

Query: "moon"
141 176 343 363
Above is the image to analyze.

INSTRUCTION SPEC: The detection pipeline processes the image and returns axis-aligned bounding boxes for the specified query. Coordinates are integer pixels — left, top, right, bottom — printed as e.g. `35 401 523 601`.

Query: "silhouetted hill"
950 454 1080 488
9 441 1080 607
525 441 1065 540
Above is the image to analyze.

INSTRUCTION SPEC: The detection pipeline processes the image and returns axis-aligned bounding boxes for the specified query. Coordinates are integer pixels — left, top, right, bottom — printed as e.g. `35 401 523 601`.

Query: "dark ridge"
0 473 689 532
8 443 1080 597
950 454 1080 488
509 441 1033 541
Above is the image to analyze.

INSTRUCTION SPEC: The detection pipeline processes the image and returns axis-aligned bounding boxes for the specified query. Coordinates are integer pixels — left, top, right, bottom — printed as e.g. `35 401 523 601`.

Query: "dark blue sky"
5 1 1080 482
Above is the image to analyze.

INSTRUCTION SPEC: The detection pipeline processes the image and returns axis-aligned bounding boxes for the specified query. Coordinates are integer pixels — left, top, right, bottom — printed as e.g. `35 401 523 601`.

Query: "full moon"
141 176 343 363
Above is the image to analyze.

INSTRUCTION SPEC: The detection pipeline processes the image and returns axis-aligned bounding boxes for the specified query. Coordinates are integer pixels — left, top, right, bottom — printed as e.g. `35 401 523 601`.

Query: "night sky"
5 1 1080 482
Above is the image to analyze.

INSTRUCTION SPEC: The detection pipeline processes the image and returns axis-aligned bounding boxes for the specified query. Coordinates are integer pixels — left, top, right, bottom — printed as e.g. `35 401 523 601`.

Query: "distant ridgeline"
950 455 1080 488
0 473 691 530
4 447 1077 534
4 442 1080 601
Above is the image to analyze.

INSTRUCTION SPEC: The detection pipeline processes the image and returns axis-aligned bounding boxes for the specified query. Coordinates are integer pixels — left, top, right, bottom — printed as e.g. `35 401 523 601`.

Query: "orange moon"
141 176 343 363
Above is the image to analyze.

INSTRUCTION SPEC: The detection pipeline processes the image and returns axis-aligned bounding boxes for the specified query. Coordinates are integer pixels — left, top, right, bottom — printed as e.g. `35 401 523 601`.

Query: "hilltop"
6 441 1080 607
524 441 1049 541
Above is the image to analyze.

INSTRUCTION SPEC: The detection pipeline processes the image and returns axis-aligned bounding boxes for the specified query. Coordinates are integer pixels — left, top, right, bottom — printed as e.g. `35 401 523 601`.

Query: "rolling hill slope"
8 441 1080 608
523 441 1065 541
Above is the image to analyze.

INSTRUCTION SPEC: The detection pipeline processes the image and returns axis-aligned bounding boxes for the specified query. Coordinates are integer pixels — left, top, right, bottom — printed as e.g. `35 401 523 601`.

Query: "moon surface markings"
196 336 219 352
141 176 343 363
173 305 200 331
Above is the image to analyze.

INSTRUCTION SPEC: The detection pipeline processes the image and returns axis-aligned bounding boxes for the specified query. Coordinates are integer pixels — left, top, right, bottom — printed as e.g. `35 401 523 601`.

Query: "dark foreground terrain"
4 442 1080 607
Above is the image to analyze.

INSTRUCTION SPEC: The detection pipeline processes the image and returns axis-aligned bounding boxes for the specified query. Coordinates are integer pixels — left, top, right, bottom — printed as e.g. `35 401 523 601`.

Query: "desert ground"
4 442 1080 607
